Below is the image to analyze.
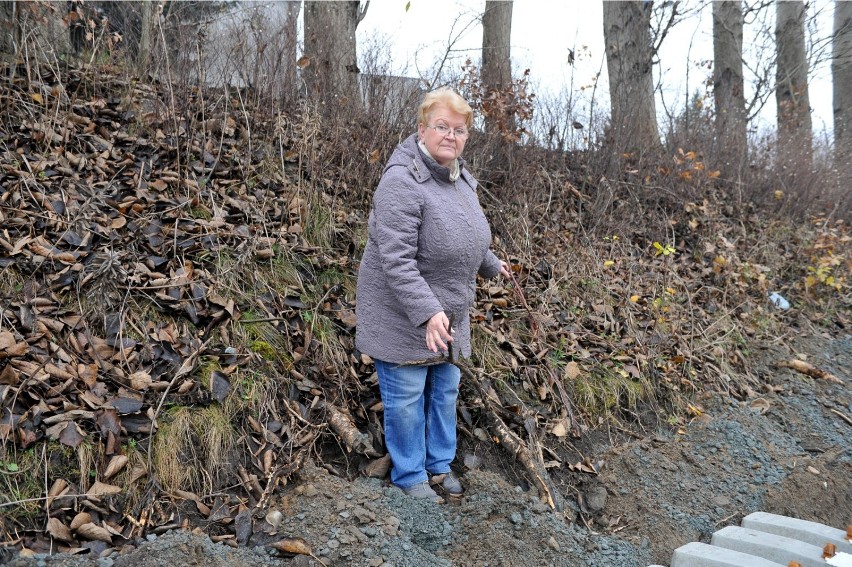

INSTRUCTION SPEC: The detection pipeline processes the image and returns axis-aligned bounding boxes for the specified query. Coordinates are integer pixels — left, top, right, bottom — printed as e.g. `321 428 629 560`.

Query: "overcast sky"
357 0 836 140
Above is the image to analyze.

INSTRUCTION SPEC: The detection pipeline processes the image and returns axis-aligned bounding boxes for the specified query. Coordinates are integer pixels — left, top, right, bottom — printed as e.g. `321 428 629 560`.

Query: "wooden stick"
830 408 852 427
321 401 379 457
776 360 843 384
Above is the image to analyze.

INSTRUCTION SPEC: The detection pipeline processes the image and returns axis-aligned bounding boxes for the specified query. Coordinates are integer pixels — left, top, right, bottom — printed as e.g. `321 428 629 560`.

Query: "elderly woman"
355 88 510 503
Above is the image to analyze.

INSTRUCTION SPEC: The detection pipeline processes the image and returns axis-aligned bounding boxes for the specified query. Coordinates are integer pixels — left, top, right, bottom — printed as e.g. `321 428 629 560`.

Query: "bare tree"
713 0 747 171
776 0 812 165
833 0 852 162
603 0 661 153
303 1 369 109
282 1 301 102
481 0 513 134
138 0 154 75
0 0 21 55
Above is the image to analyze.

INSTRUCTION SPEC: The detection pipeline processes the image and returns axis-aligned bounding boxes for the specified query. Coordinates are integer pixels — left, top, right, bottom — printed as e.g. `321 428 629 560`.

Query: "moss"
196 357 222 389
249 339 277 361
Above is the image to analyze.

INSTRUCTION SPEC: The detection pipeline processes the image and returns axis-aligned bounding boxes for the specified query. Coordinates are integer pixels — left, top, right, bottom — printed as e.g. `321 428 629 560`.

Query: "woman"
355 88 510 503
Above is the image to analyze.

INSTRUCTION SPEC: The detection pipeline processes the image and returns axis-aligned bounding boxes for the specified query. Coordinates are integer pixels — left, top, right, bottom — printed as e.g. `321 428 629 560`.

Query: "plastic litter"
769 292 790 310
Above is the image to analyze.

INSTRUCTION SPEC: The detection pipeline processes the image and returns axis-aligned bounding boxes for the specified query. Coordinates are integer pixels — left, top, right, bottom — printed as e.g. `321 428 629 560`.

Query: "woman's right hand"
425 311 454 353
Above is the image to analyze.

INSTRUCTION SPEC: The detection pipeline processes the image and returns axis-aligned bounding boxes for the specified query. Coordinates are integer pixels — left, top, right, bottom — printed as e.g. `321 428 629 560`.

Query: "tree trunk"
602 0 660 154
303 1 367 111
775 0 812 166
138 0 154 76
283 0 302 102
833 0 852 164
713 0 747 173
481 0 513 135
0 0 20 55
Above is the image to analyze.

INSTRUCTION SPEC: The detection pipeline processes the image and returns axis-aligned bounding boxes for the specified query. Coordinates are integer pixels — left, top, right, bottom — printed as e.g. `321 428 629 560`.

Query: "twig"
830 408 852 427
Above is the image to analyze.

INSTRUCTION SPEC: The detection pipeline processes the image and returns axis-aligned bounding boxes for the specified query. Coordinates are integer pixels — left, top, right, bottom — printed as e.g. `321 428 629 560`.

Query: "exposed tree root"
457 362 562 511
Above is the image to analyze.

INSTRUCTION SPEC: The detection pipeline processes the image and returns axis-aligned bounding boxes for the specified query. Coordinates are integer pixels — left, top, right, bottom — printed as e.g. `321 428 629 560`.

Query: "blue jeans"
374 359 461 488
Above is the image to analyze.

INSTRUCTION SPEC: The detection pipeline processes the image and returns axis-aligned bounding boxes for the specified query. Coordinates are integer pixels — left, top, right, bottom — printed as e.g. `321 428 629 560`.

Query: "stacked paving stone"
648 512 852 567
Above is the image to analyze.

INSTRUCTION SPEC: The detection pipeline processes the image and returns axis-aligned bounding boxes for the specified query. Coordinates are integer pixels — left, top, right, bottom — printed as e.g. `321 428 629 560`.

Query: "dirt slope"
6 332 849 567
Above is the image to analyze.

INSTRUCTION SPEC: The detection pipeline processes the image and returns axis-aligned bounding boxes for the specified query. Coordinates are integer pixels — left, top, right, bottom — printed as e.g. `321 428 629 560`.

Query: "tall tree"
775 0 812 165
0 0 20 55
282 1 302 102
713 0 747 171
303 1 369 109
138 0 154 76
481 0 513 135
833 0 852 163
602 0 661 153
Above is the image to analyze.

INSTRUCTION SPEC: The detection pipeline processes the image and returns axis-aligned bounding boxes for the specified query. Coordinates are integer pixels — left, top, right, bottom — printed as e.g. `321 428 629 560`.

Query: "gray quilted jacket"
355 133 502 364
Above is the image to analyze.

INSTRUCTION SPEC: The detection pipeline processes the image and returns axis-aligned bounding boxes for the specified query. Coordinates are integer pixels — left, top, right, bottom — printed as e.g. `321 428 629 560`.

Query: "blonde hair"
417 88 473 128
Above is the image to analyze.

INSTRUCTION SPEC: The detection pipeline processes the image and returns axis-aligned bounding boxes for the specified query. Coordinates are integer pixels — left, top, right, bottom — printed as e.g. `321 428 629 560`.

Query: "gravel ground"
5 334 850 567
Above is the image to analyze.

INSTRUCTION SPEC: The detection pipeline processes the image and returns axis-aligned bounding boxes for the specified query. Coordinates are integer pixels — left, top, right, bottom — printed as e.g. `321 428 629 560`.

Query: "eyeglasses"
427 124 469 139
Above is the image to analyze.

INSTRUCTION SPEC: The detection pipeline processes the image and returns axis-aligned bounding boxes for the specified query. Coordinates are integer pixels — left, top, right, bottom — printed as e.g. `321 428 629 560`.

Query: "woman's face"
418 104 469 167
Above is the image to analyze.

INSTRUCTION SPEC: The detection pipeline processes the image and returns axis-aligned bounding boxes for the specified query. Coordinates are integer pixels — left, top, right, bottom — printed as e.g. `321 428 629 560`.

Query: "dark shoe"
430 470 463 497
400 481 444 504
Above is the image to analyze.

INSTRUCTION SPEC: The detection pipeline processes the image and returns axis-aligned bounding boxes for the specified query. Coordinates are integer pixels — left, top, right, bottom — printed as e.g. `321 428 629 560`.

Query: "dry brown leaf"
1 339 28 357
58 422 86 448
0 364 19 385
46 517 73 542
87 481 121 497
128 371 152 390
76 364 98 387
70 512 92 530
75 522 113 543
196 500 212 516
564 361 581 380
748 398 770 414
173 489 201 502
0 331 17 350
47 478 69 501
45 363 75 381
103 455 128 479
550 419 569 438
269 537 312 556
128 461 148 483
265 510 283 530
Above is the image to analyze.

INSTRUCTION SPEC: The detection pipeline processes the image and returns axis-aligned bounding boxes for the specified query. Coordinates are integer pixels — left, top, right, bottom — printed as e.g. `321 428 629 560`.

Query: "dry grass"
152 405 237 495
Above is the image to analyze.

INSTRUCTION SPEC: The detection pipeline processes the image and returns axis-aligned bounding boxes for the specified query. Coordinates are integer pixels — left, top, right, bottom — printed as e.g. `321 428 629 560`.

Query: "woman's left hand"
499 260 511 279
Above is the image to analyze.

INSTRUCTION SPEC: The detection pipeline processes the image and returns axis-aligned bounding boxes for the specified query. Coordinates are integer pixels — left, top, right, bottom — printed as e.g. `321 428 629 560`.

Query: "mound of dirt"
6 333 849 567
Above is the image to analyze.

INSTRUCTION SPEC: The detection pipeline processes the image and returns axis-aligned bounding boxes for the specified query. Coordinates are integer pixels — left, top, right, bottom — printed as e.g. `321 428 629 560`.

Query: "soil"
4 332 850 567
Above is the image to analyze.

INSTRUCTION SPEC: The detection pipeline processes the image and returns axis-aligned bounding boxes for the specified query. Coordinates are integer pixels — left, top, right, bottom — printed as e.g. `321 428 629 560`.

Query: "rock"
584 486 608 513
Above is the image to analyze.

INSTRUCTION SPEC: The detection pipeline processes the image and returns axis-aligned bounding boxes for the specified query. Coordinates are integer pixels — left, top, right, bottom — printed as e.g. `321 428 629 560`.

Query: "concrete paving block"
826 551 852 567
670 541 786 567
711 525 826 567
742 511 852 554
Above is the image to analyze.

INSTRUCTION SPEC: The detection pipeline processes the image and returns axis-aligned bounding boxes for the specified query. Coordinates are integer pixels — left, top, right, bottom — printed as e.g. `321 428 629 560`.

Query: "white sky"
357 0 836 141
